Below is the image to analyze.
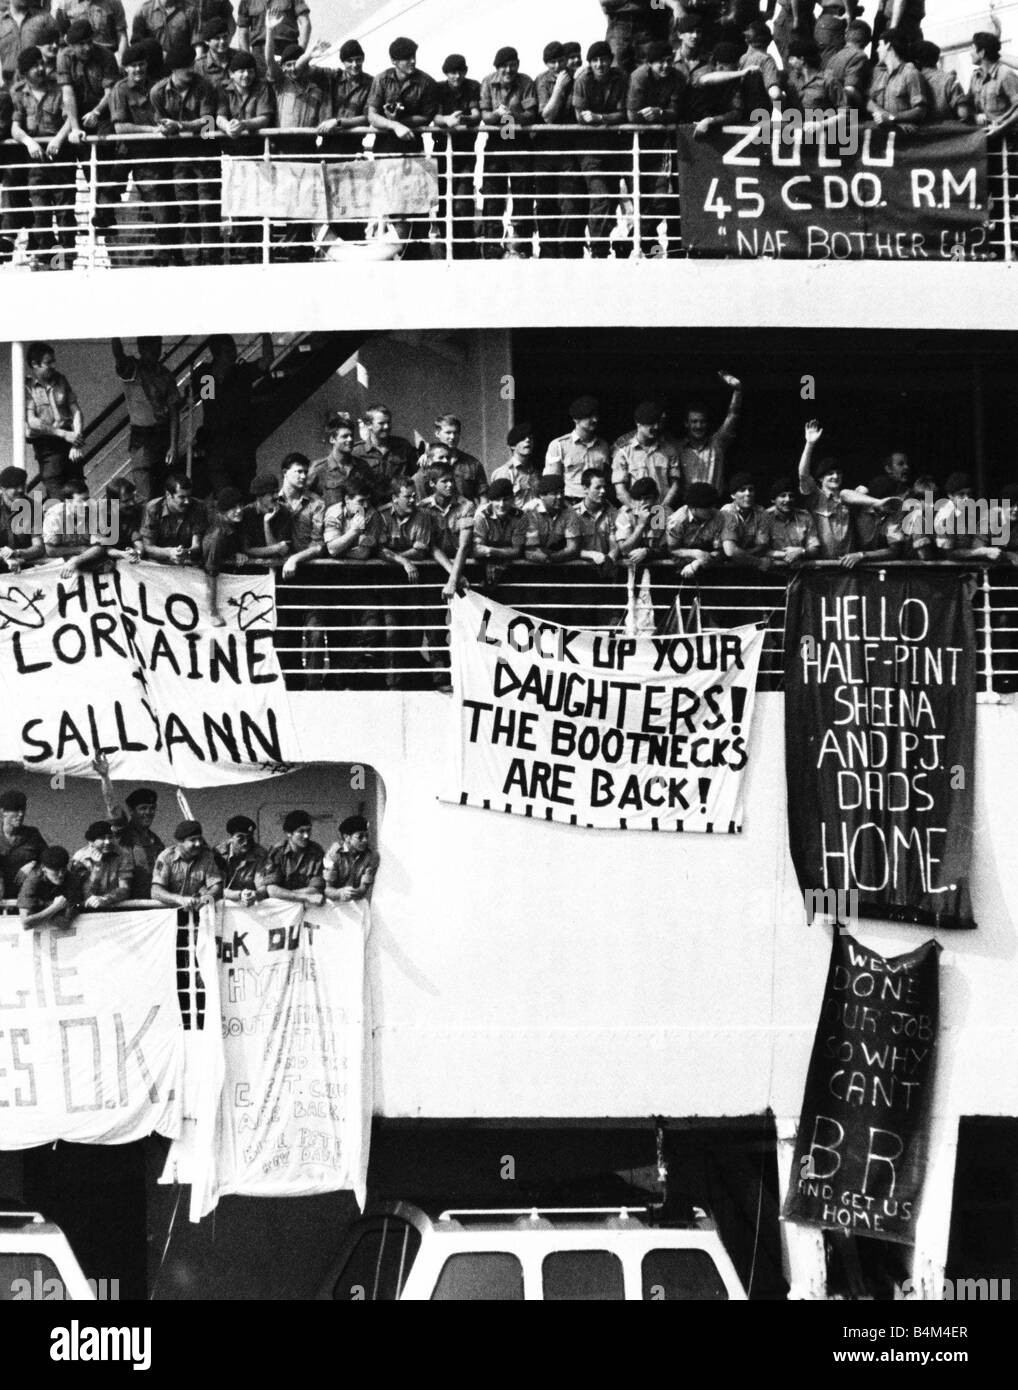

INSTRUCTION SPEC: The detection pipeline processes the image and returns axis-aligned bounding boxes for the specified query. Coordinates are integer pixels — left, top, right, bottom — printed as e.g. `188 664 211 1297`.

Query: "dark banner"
677 124 988 260
784 932 940 1244
785 568 976 929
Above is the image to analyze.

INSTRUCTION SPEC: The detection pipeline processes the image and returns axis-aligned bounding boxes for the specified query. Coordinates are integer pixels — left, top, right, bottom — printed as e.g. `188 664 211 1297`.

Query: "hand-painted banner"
784 568 976 929
441 590 764 832
199 900 370 1209
0 909 184 1146
222 155 439 219
677 124 988 260
783 932 940 1244
0 561 300 785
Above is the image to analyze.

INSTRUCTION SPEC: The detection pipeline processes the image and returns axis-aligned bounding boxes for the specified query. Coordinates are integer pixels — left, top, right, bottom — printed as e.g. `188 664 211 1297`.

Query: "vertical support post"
87 138 99 268
444 133 454 262
631 131 642 258
981 567 997 700
261 135 271 266
1003 140 1014 263
11 341 26 476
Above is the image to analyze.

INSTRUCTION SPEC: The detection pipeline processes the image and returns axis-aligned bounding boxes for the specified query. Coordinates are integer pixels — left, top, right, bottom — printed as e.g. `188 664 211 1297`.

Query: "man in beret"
0 0 55 85
479 45 537 258
11 45 76 270
237 0 309 75
59 18 121 241
216 49 275 262
491 423 540 507
688 42 748 135
18 845 83 931
0 788 47 888
627 39 683 257
261 810 325 903
201 486 247 625
109 45 178 264
666 481 724 580
70 820 132 909
25 340 83 500
677 372 742 494
534 40 585 258
572 467 619 570
613 401 681 509
195 17 233 95
545 395 611 502
263 12 329 131
573 41 629 258
91 755 166 896
240 471 292 563
0 466 44 571
323 815 379 903
600 0 669 75
151 41 219 263
524 474 582 564
215 815 268 904
615 475 668 567
432 53 481 257
720 472 771 570
366 35 438 253
467 476 527 584
152 820 223 909
140 470 206 563
764 476 822 567
54 0 128 59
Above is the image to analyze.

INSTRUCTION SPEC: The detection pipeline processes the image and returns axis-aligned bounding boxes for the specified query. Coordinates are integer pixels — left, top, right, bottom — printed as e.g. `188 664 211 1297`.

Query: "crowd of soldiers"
5 768 379 927
0 2 1012 263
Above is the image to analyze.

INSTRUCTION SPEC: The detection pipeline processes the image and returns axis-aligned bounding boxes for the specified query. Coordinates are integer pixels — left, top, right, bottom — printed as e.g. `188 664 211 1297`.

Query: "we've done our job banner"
677 125 987 260
442 591 764 832
0 562 299 785
785 569 976 929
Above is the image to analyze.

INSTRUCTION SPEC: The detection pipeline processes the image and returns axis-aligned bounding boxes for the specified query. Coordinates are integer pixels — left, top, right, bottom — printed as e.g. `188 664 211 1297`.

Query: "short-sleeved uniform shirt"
869 61 926 117
0 10 55 82
614 504 667 554
214 839 268 893
116 355 181 426
27 370 78 438
323 843 379 896
420 495 475 556
676 422 737 494
70 845 132 905
278 490 324 550
43 501 92 549
352 437 418 500
803 487 855 558
765 507 820 553
572 66 628 120
922 68 964 121
524 498 582 552
490 459 540 507
331 68 372 122
626 63 684 123
367 66 439 126
151 72 217 122
826 45 870 100
13 78 65 138
322 501 386 559
261 838 325 892
667 506 723 552
791 68 842 117
544 430 611 500
479 70 538 123
720 501 769 553
141 496 207 549
195 51 231 96
535 67 575 123
435 76 480 120
237 0 308 53
217 76 275 125
611 437 680 497
970 62 1018 121
472 501 527 551
0 824 47 883
109 76 159 128
18 867 83 925
56 43 120 120
55 0 129 50
269 64 331 128
572 499 618 555
381 504 432 554
131 0 199 55
152 844 223 897
115 820 164 895
307 455 375 509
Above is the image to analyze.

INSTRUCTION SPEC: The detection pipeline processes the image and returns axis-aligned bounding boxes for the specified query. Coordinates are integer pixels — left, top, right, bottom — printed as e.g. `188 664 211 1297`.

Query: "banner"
222 156 439 220
0 909 184 1146
205 900 370 1207
0 562 300 785
677 124 988 260
783 932 940 1244
441 590 764 832
785 569 976 929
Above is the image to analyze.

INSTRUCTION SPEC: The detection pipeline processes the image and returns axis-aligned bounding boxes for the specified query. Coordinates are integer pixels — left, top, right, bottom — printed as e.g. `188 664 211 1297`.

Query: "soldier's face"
394 57 416 78
330 426 354 454
435 422 459 448
590 56 610 79
210 35 229 60
496 60 518 83
344 56 363 77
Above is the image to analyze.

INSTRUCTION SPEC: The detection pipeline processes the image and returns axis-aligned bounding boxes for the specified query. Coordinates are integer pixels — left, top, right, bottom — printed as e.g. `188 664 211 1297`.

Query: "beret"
729 471 754 492
226 815 256 835
66 19 93 43
250 472 279 497
217 487 245 511
229 50 257 71
685 483 719 508
442 53 467 74
634 400 663 426
486 479 514 501
34 19 59 42
17 46 43 74
165 43 196 71
339 815 368 835
340 39 364 61
543 41 563 63
561 42 582 57
0 467 27 488
675 16 702 33
41 846 70 870
200 17 228 39
0 789 27 811
174 819 203 840
280 44 304 63
646 40 672 63
744 21 772 43
770 477 797 500
282 810 312 832
569 394 599 420
537 474 565 494
86 820 115 841
507 422 533 447
494 46 518 67
389 36 417 61
586 41 613 62
122 43 149 66
126 788 157 808
630 477 659 500
712 42 743 65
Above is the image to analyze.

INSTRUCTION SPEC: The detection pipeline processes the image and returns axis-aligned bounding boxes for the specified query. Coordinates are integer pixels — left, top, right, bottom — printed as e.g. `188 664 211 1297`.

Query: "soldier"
215 814 268 904
323 814 380 903
151 820 224 909
70 820 133 909
261 809 325 904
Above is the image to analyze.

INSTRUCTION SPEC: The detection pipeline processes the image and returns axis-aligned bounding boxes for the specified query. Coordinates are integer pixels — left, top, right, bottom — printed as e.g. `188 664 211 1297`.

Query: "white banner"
222 155 439 220
0 562 300 785
0 909 184 1146
203 900 370 1208
442 591 765 833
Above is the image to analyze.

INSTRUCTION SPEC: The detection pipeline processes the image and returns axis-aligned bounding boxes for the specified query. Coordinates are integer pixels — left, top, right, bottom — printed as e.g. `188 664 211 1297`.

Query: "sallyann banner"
0 909 184 1146
783 933 940 1244
785 569 976 929
0 561 299 785
677 124 987 260
203 900 370 1208
441 590 764 832
222 155 438 219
